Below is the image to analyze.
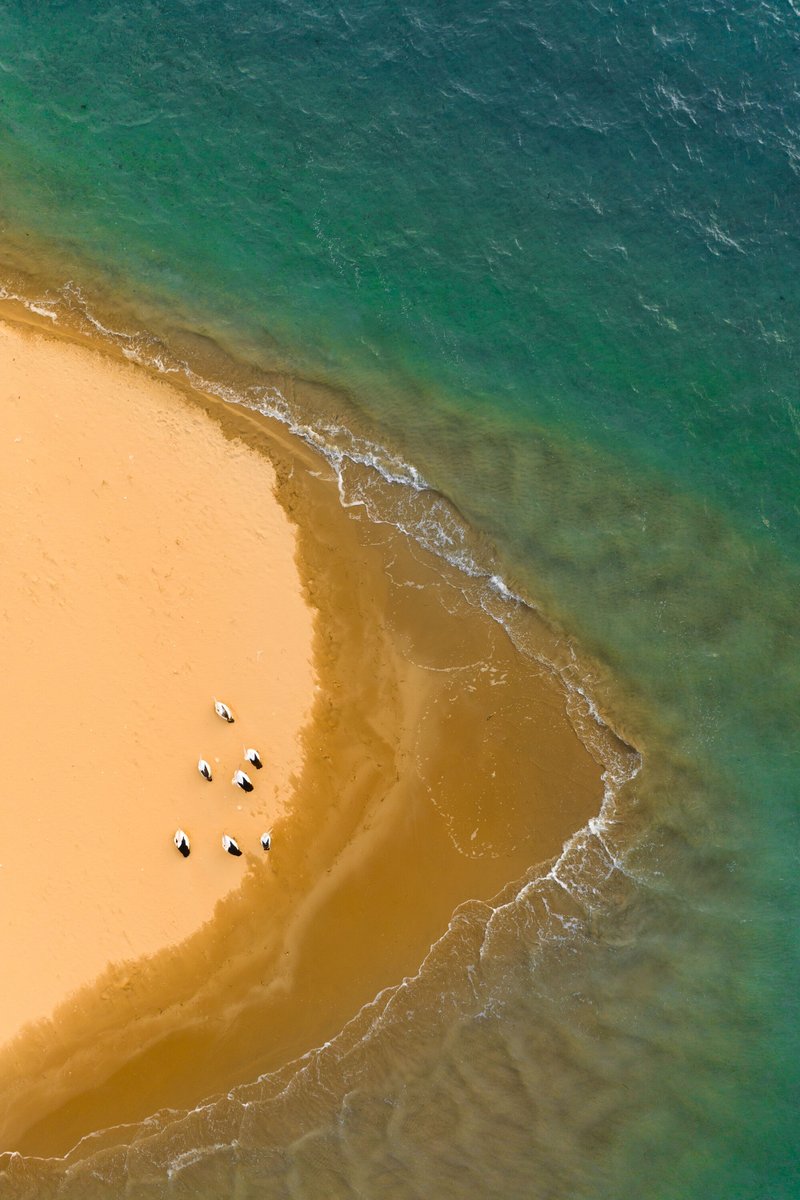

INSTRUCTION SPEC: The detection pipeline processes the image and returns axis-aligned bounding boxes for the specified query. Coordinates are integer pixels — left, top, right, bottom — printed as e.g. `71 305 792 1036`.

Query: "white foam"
166 1143 229 1180
28 303 57 321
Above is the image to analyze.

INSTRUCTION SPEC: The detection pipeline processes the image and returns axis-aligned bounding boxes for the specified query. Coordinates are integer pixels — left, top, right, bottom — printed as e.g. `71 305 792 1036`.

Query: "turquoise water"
0 0 798 1196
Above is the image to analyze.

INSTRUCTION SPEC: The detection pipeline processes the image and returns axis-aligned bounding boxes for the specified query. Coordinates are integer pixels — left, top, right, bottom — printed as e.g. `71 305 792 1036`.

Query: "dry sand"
0 318 316 1043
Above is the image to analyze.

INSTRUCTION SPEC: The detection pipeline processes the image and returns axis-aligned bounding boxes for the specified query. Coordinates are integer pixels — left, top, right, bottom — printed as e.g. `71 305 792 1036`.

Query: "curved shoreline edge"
0 287 634 1169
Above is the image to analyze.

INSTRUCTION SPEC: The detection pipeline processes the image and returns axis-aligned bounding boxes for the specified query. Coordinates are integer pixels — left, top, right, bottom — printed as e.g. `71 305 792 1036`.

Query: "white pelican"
244 747 263 770
174 829 191 858
232 769 254 793
222 834 242 857
214 699 235 723
198 758 213 781
260 831 272 851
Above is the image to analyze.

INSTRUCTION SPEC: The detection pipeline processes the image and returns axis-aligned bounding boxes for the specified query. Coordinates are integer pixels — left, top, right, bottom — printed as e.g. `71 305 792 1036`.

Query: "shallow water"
0 0 798 1195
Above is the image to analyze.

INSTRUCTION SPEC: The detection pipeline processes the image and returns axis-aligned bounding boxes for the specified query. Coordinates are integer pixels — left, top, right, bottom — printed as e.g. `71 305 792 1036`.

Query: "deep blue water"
0 0 798 1195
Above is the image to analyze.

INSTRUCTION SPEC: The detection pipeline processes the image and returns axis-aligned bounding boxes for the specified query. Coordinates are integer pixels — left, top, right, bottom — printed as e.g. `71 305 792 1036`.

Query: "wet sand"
0 308 612 1162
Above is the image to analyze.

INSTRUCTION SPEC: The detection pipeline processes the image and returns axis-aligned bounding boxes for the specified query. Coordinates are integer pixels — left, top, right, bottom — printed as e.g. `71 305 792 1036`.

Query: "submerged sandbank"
0 305 621 1163
0 318 316 1041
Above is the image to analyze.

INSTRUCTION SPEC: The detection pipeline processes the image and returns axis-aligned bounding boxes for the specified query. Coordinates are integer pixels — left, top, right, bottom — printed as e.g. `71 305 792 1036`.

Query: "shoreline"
0 301 626 1161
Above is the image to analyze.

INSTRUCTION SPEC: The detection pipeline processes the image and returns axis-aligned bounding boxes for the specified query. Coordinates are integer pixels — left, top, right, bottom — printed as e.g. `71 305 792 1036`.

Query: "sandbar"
0 306 620 1162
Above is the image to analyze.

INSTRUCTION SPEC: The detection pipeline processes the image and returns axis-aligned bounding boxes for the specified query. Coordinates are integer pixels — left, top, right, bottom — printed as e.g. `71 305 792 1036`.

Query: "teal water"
0 1 798 1196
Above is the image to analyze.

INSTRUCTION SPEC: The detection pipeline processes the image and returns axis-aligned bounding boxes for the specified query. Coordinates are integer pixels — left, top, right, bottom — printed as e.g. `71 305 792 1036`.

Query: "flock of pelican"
173 699 272 859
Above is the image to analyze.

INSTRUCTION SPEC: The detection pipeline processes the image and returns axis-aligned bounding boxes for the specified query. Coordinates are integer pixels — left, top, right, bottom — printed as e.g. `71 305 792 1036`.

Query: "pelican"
174 829 191 858
222 834 242 857
198 758 213 781
244 747 263 770
260 831 272 851
232 769 254 793
214 699 235 723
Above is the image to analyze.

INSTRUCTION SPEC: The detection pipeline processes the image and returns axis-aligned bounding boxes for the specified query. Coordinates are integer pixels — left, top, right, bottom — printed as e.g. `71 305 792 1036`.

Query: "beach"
0 316 317 1043
0 312 607 1161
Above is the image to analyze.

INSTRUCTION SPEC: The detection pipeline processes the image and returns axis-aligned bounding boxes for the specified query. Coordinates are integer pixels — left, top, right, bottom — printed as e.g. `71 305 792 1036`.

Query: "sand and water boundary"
0 301 617 1159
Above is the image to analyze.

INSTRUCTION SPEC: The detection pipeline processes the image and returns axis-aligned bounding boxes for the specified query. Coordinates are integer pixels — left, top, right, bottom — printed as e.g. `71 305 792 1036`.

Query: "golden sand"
0 310 617 1160
0 319 315 1043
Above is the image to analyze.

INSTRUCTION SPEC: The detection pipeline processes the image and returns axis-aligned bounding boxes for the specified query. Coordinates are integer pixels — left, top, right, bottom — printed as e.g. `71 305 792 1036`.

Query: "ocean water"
0 0 798 1196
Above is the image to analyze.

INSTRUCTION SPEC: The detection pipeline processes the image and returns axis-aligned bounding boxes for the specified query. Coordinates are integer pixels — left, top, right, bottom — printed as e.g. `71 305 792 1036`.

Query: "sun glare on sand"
0 320 315 1044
